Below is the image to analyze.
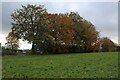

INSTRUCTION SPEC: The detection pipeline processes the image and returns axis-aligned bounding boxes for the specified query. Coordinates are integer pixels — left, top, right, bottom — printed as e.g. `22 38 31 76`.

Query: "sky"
0 1 119 50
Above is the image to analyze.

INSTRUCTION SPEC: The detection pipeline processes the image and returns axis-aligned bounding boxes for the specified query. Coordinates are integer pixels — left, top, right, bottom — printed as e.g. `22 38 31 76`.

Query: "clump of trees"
100 37 117 52
4 4 118 55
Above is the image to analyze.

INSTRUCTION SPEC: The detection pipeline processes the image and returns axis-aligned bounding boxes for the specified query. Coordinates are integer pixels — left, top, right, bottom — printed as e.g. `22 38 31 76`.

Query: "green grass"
2 52 118 78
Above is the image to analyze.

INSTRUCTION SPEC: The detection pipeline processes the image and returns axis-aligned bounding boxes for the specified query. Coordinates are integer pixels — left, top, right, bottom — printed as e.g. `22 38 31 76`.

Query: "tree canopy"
11 4 49 53
9 4 116 54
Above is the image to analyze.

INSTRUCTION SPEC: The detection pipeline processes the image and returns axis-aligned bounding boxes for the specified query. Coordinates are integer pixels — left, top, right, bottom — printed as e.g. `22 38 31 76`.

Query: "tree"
116 45 120 52
81 20 100 52
11 4 49 53
46 13 75 53
100 37 116 52
69 12 100 52
6 31 19 50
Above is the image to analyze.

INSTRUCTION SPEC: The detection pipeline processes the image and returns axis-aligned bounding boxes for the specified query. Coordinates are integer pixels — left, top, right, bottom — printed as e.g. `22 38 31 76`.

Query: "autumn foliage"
7 4 117 54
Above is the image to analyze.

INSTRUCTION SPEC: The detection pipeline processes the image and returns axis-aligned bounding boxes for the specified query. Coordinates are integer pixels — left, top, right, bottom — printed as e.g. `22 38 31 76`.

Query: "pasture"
2 52 118 78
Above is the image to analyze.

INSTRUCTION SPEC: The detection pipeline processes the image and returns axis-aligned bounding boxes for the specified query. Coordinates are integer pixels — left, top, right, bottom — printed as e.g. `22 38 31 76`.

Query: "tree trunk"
32 41 35 54
83 41 87 52
84 45 86 52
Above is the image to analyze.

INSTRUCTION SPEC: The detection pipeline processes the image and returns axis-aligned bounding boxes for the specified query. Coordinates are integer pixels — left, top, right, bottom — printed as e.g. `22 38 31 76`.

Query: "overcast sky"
0 2 118 49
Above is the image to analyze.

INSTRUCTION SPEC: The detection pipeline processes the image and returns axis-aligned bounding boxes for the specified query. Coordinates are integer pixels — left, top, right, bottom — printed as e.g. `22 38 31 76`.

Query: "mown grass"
2 52 118 78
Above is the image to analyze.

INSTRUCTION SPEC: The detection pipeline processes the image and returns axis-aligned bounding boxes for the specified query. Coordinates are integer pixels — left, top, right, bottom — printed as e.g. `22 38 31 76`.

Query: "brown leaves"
6 31 19 50
47 13 75 45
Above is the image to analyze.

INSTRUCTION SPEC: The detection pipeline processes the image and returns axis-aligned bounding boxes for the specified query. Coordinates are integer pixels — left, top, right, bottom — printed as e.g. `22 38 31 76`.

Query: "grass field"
2 52 118 78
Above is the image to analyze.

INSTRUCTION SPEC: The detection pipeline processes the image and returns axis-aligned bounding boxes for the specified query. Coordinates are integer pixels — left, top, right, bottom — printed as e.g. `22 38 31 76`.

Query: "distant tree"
116 45 120 52
11 4 49 53
6 31 19 50
100 37 116 52
0 43 1 50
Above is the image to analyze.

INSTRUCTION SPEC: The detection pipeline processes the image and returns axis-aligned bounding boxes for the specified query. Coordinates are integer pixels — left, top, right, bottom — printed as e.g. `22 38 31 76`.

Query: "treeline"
4 4 118 55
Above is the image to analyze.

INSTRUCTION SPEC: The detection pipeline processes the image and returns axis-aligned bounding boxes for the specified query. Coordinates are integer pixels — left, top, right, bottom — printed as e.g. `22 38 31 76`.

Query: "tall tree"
81 20 100 52
46 13 75 53
11 4 49 53
69 12 100 52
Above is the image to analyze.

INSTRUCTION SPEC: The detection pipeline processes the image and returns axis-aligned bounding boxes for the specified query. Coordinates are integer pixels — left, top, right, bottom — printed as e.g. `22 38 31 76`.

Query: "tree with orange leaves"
46 13 75 53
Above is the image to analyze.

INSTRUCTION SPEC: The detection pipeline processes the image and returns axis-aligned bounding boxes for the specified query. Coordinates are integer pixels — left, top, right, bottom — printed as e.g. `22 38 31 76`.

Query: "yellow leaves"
6 31 19 49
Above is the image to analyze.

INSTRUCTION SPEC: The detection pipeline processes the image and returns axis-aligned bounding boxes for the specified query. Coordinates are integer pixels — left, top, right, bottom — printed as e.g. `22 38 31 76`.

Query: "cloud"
77 2 118 43
19 40 32 50
0 34 7 46
68 4 79 11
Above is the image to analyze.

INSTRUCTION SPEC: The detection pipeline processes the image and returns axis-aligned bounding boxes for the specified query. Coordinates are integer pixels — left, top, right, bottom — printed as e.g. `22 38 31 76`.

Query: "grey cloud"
77 2 118 43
